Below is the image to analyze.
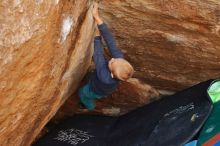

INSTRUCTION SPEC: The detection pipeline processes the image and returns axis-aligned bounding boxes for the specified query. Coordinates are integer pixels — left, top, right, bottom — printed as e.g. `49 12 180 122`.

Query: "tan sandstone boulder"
0 0 95 145
1 0 220 145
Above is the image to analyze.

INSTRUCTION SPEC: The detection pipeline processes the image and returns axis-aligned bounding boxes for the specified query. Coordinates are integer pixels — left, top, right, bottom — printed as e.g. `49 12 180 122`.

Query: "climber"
78 2 134 110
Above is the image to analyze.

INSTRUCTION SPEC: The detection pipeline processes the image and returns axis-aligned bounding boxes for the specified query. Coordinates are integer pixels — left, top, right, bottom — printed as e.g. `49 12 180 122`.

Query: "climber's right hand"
92 2 103 25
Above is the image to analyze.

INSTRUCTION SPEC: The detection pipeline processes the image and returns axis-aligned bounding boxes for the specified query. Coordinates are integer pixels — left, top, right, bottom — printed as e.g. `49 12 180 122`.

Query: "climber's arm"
92 2 124 58
98 23 124 58
93 36 113 83
93 36 106 71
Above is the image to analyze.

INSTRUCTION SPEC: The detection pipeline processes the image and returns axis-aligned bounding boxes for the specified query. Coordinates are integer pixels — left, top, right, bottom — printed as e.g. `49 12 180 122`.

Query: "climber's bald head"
108 58 134 81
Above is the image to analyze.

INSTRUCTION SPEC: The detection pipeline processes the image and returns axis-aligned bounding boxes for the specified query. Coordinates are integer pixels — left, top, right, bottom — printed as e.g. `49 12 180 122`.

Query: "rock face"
100 0 220 90
0 0 95 146
1 0 220 145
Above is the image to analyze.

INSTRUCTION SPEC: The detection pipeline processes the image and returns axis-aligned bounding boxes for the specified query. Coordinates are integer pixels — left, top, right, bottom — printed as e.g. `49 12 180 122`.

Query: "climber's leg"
79 84 95 110
79 84 102 110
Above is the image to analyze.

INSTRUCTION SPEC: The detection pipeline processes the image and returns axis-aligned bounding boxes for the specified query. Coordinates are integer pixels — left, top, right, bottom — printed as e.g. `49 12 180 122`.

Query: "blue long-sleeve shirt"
89 23 124 96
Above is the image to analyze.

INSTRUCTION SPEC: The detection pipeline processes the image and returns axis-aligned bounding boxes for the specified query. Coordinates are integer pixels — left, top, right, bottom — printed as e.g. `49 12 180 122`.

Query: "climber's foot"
78 102 87 110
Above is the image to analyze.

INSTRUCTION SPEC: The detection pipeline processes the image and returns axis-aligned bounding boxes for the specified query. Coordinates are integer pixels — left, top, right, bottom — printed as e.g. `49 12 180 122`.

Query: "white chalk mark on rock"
59 16 74 44
101 107 121 116
166 34 188 43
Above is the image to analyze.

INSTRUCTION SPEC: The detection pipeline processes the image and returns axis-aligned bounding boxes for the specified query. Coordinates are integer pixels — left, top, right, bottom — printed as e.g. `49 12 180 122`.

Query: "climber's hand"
92 2 99 18
92 2 103 25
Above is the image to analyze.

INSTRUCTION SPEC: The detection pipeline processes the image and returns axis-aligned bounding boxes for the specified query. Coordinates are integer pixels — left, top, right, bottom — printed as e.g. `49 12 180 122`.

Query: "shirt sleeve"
93 36 114 84
98 23 124 58
93 36 106 69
